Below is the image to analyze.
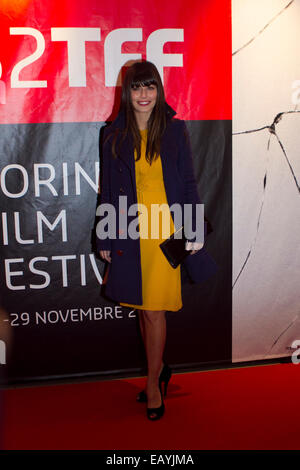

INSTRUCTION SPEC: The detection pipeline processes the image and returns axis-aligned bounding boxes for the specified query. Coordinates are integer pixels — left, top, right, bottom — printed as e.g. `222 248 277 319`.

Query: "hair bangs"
130 76 158 90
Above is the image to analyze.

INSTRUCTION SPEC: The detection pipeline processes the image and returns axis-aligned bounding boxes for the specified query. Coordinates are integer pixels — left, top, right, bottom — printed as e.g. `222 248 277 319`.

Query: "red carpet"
3 363 300 450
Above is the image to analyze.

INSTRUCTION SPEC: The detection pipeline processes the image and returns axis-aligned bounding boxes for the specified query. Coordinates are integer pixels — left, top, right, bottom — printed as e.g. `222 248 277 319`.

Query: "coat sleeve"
177 120 205 243
96 127 113 252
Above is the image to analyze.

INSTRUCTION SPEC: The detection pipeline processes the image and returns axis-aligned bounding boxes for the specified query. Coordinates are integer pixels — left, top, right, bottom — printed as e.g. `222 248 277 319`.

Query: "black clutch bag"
159 226 190 269
159 218 213 269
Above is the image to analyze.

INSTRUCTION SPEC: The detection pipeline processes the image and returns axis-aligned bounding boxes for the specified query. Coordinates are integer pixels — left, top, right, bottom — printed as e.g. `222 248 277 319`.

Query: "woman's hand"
185 241 203 255
100 250 111 263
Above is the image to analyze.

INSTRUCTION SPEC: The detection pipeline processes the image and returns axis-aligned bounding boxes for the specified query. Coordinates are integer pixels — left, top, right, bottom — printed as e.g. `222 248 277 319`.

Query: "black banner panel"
0 120 231 383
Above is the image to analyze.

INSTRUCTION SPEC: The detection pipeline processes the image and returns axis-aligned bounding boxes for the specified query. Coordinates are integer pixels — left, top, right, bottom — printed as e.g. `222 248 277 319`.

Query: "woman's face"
130 84 158 118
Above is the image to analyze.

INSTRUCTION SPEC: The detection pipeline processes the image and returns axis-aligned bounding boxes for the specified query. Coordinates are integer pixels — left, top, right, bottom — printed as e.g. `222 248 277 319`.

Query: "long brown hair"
111 61 167 164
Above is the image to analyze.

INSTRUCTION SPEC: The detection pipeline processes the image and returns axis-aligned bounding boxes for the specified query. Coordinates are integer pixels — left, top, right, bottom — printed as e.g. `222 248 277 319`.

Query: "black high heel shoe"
147 382 165 421
136 364 172 403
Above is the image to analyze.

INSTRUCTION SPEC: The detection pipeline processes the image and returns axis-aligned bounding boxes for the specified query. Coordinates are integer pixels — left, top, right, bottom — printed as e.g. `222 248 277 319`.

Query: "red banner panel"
0 0 231 124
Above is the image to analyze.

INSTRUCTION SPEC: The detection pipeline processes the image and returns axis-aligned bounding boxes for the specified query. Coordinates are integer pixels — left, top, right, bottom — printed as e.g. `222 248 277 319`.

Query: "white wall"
232 0 300 361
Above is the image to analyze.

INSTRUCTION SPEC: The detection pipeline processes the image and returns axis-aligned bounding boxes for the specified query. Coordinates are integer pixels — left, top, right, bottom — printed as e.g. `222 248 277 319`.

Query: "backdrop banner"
0 0 231 383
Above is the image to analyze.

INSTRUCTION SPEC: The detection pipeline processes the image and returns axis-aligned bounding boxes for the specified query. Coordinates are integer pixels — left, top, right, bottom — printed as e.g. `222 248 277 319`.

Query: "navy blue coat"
96 104 218 305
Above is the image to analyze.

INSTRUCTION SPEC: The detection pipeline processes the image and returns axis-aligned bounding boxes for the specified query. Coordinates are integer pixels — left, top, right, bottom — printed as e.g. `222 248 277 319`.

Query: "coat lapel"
107 110 135 174
118 133 135 173
159 122 179 208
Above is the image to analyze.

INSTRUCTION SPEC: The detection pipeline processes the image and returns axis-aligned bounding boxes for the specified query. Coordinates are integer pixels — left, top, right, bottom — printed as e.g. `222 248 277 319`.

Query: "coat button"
120 187 125 193
117 249 123 256
119 167 123 172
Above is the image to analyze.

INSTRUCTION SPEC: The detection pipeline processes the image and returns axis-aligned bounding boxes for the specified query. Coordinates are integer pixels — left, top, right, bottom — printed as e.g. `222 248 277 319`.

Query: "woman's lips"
137 101 151 106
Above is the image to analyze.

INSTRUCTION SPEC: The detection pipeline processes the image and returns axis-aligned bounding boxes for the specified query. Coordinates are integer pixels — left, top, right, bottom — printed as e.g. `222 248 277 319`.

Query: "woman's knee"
143 310 165 324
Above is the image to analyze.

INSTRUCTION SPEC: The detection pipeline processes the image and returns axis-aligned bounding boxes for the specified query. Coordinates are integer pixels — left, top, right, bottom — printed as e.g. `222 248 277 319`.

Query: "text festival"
1 161 102 290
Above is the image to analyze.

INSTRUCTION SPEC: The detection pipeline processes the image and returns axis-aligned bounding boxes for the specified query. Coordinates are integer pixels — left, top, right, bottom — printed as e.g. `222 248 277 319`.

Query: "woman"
96 60 217 420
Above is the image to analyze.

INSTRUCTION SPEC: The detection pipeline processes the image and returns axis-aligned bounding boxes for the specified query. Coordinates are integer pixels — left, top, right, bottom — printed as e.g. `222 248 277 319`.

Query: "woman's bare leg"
142 309 166 412
137 309 146 349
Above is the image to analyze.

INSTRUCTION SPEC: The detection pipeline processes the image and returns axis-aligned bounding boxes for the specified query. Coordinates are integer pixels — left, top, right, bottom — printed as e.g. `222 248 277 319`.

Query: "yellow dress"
120 129 182 312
